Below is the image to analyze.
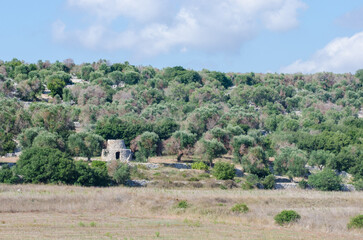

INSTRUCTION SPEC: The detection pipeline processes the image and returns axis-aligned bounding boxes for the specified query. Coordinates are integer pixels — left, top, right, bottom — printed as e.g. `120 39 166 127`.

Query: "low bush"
91 161 107 170
112 162 131 184
308 168 342 191
298 179 309 189
262 174 275 189
274 210 301 226
176 200 188 209
353 179 363 191
347 215 363 229
246 174 259 185
74 161 110 187
241 181 254 190
0 165 14 183
213 161 235 180
191 161 209 171
231 203 249 213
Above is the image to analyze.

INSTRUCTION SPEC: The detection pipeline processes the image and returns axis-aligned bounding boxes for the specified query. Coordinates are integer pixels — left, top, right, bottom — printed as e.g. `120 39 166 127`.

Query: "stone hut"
101 140 132 162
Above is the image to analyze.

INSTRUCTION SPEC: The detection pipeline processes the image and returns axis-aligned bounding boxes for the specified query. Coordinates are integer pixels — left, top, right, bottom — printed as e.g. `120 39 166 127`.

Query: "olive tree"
201 139 227 166
67 132 105 161
172 131 197 162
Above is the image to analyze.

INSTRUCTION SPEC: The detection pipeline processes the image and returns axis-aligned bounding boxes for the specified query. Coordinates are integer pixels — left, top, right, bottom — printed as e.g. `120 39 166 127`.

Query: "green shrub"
16 147 78 184
231 203 249 213
262 174 275 189
112 162 131 185
241 181 254 190
347 215 363 229
78 222 86 227
246 174 259 185
0 165 14 183
191 161 209 171
353 179 363 191
274 210 301 226
91 161 107 170
176 200 188 209
213 162 235 180
298 180 309 189
74 161 110 187
308 168 342 191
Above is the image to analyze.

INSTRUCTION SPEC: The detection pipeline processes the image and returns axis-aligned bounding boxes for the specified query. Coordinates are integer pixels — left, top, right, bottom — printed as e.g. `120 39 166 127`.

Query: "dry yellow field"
0 184 362 240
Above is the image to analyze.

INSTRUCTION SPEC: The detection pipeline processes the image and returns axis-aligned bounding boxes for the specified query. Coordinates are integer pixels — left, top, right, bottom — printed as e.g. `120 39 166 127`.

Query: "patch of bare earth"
0 185 362 239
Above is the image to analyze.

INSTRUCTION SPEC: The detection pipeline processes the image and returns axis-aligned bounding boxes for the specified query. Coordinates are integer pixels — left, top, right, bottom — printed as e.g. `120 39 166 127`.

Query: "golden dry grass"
0 184 362 240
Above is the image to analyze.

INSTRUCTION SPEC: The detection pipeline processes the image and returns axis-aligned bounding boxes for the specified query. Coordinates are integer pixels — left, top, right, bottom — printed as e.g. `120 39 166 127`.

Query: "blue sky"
1 0 363 73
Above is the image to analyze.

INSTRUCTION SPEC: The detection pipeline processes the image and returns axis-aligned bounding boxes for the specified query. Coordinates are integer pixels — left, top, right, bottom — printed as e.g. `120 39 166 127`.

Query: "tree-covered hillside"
0 58 362 187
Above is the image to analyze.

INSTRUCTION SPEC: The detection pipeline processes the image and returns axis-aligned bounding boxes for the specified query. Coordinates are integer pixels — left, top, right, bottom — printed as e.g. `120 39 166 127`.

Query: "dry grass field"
0 184 362 240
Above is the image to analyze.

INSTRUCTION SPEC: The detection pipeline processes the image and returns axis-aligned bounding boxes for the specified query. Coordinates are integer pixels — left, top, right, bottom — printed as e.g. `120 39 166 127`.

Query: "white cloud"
54 0 307 56
67 0 167 22
281 31 363 73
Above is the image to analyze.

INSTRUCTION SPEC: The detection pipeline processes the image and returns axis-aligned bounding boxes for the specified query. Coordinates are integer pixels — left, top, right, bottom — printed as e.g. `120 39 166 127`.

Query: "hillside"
0 59 362 189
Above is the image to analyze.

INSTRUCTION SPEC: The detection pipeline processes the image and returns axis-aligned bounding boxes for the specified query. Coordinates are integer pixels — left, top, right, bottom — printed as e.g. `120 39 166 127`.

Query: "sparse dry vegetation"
0 184 362 239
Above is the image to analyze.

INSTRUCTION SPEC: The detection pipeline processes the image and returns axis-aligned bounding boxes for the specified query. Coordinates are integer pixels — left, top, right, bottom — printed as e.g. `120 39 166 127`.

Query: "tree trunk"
177 151 184 162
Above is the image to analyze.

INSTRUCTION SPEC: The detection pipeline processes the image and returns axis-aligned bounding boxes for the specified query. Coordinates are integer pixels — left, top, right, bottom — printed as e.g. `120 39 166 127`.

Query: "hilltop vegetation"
0 58 362 188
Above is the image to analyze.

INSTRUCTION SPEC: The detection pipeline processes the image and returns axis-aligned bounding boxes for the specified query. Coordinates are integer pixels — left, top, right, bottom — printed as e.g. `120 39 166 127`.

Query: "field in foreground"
0 185 362 240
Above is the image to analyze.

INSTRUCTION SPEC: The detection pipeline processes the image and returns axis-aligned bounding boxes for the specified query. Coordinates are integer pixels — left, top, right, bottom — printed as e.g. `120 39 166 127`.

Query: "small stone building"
101 140 132 162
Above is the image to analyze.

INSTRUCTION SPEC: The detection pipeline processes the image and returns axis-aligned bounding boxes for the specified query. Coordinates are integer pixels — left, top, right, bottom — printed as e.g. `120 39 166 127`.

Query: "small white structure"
101 140 132 162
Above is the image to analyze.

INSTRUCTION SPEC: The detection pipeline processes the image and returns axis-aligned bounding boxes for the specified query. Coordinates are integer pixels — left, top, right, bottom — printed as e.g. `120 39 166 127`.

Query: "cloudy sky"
1 0 363 73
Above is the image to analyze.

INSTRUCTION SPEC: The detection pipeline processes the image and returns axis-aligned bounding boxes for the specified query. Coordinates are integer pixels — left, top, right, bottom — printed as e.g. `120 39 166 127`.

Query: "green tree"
0 131 16 155
241 146 270 177
17 127 45 149
122 71 140 84
208 71 232 88
32 131 63 150
47 78 66 97
108 71 123 84
74 161 110 186
172 131 197 162
16 78 43 101
201 139 227 166
274 147 308 177
308 168 342 191
67 132 105 161
135 131 160 161
152 118 179 140
81 65 94 81
16 147 78 184
355 69 363 86
95 115 152 146
232 135 255 161
309 150 336 170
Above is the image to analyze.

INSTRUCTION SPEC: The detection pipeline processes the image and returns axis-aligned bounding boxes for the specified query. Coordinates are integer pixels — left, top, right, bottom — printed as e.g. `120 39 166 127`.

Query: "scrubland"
0 184 362 240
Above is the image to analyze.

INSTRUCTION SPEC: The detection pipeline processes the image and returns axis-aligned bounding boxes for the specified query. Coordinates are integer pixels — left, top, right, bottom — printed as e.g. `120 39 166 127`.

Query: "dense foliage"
1 59 363 187
347 215 363 229
213 162 235 180
308 168 342 191
274 210 301 225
